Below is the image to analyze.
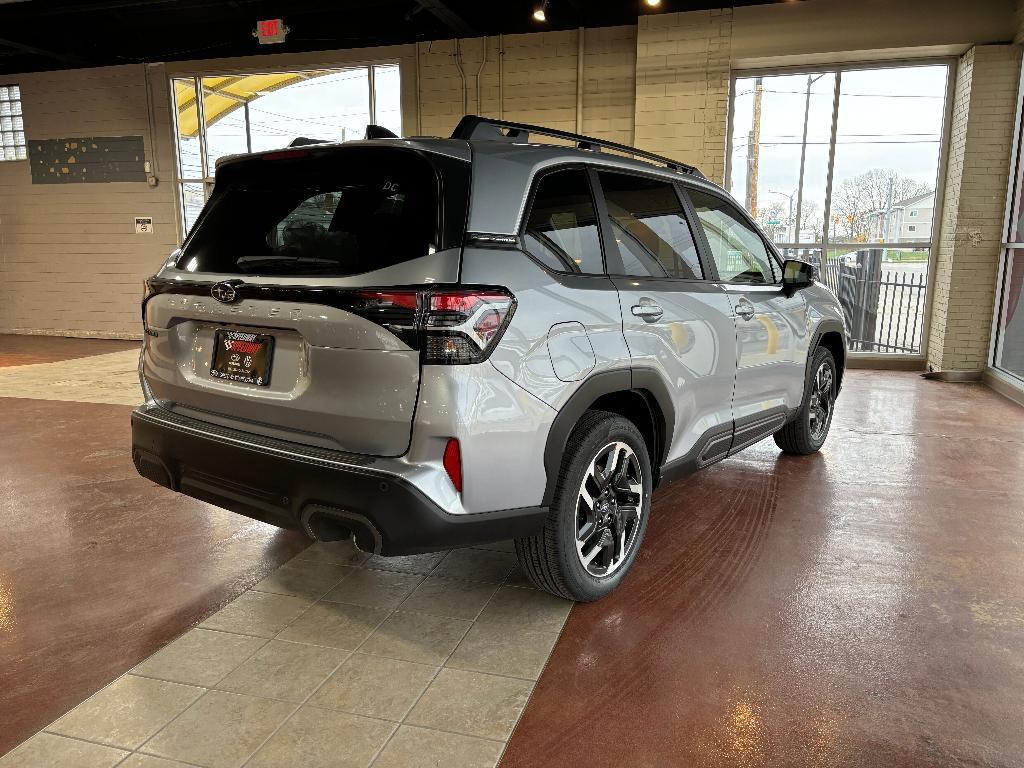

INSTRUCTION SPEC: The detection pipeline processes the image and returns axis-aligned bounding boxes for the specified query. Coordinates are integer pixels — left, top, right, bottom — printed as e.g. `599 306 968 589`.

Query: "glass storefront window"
993 249 1024 379
172 65 402 239
727 63 950 355
994 61 1024 384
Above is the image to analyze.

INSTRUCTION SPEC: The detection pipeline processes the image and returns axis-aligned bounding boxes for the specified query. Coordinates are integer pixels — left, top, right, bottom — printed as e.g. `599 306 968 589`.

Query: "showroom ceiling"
0 0 784 74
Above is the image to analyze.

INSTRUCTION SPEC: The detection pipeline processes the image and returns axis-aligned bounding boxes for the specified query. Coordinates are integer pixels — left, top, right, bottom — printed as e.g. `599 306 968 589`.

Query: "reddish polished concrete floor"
0 334 139 367
0 341 308 755
503 373 1024 768
5 336 1024 766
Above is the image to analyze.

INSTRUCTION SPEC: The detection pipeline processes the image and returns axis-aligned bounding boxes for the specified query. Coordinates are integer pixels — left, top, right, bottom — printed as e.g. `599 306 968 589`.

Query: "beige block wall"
0 64 178 338
0 0 1019 340
634 9 732 184
928 45 1021 371
416 26 636 145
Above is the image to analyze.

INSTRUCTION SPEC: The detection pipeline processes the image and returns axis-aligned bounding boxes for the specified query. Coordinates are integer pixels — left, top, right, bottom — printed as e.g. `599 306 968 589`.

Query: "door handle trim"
631 303 664 322
734 299 756 321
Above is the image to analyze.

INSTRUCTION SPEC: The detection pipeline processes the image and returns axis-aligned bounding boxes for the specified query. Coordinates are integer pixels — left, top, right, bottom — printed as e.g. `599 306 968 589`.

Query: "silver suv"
132 116 847 601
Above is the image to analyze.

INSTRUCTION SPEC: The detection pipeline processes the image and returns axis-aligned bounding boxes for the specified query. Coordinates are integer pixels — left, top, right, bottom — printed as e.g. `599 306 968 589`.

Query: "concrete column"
928 44 1021 372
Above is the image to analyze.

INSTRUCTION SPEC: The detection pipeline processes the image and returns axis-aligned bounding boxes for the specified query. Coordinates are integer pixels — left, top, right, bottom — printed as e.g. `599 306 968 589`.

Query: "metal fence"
811 249 928 354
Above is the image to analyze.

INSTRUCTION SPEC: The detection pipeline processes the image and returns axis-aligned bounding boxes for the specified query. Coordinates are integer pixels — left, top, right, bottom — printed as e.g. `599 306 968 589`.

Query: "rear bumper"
131 404 547 555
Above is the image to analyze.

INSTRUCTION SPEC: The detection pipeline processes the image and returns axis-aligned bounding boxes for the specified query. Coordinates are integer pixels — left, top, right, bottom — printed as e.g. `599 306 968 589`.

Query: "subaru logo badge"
211 281 239 304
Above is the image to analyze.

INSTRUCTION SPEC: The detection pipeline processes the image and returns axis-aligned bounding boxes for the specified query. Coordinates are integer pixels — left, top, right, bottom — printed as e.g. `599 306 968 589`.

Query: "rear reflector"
443 438 462 493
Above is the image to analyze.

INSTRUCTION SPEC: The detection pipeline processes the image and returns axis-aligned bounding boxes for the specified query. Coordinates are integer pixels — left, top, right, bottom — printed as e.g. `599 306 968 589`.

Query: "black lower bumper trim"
131 405 547 556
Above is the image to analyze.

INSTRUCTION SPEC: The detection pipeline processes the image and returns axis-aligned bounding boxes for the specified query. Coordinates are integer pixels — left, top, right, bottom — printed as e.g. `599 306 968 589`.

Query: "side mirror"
782 259 814 290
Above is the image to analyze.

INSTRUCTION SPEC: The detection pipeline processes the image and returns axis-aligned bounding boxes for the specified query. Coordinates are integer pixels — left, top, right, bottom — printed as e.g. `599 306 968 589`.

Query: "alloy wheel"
808 361 834 441
575 441 644 577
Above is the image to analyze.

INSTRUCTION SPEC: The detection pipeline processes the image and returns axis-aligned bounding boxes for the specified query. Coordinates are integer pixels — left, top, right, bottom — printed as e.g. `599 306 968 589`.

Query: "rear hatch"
142 143 470 457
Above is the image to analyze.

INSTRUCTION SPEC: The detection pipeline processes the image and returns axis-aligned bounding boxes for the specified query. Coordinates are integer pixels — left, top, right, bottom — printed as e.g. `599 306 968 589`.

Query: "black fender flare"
803 318 846 402
541 367 676 507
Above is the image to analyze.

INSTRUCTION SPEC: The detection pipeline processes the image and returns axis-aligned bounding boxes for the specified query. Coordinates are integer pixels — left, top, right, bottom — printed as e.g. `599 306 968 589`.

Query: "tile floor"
1 538 572 768
0 348 142 404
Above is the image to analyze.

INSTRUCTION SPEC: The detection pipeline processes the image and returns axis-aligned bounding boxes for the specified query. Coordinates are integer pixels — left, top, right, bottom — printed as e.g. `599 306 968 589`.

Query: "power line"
734 88 944 99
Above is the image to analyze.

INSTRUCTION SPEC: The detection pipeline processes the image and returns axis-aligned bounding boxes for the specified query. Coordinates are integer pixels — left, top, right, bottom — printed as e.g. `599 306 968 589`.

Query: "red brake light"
443 438 462 493
423 289 516 364
429 292 509 313
345 287 516 365
357 290 419 310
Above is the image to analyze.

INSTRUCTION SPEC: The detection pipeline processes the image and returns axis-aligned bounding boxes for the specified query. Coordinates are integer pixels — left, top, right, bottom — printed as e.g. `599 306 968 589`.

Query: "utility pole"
745 77 763 218
795 73 824 244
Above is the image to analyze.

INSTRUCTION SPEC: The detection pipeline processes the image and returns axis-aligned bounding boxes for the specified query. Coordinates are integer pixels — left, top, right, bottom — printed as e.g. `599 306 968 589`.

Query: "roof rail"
450 115 705 179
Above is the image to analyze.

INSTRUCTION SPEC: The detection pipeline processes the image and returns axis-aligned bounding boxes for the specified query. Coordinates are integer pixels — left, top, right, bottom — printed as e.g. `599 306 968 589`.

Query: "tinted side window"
687 188 779 284
598 171 703 279
524 168 604 274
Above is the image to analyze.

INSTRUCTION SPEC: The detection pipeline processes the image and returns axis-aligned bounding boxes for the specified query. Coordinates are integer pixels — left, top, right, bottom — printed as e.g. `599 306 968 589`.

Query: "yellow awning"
174 72 327 138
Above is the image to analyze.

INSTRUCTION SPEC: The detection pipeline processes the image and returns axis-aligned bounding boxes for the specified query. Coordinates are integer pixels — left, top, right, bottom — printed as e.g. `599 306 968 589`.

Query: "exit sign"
254 18 288 44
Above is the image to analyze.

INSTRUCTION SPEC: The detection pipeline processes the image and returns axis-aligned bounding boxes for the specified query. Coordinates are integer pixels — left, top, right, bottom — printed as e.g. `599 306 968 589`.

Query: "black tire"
774 346 837 455
515 410 652 601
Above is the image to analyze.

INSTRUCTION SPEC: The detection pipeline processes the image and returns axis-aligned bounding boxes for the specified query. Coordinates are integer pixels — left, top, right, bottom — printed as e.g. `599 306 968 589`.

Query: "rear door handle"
631 301 664 322
735 299 756 321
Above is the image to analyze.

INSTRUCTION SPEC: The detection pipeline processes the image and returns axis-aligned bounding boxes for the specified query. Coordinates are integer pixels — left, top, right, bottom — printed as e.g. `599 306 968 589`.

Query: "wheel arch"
541 368 675 507
805 319 846 398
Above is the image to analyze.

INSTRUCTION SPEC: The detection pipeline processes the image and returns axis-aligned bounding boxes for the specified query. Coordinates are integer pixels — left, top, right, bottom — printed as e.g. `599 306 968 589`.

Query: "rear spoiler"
288 125 399 148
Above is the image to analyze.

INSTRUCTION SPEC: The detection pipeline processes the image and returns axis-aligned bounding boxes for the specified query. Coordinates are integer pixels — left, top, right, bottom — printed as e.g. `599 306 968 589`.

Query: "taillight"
443 438 463 493
356 290 419 311
423 289 515 364
344 286 516 364
351 290 420 346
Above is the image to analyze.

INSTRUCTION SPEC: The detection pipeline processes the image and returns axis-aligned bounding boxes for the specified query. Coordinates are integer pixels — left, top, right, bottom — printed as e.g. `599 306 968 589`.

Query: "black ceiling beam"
413 0 477 37
0 37 86 66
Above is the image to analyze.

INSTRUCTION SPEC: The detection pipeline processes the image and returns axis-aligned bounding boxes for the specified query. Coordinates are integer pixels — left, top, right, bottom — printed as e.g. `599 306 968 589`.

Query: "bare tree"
755 199 788 242
830 169 931 241
800 200 825 244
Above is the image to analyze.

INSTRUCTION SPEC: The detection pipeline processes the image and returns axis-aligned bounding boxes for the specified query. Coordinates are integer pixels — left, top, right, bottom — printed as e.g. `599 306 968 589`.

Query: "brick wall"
928 45 1021 371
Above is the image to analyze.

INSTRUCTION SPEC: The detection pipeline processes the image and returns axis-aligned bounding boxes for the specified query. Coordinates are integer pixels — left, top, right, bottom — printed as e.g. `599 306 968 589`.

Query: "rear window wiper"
236 255 340 272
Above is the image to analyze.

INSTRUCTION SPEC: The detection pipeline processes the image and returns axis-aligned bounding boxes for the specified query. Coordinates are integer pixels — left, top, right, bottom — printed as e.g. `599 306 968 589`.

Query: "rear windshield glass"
178 147 463 276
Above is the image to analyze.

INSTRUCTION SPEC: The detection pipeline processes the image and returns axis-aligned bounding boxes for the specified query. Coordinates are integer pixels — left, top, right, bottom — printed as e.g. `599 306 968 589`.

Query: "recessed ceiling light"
644 0 662 6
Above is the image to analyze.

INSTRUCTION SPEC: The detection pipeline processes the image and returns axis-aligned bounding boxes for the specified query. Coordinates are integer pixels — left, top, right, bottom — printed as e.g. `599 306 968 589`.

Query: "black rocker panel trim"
658 420 734 485
728 406 789 455
658 405 791 486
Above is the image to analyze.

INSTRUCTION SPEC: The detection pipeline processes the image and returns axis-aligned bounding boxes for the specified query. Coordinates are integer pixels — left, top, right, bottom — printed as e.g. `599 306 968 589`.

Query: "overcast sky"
183 65 402 174
728 64 949 237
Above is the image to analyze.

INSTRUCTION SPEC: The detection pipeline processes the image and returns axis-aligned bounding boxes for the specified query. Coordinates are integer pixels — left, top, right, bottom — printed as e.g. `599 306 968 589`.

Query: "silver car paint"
724 284 808 420
547 322 597 382
143 298 421 456
460 245 631 411
140 136 848 524
612 277 737 462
